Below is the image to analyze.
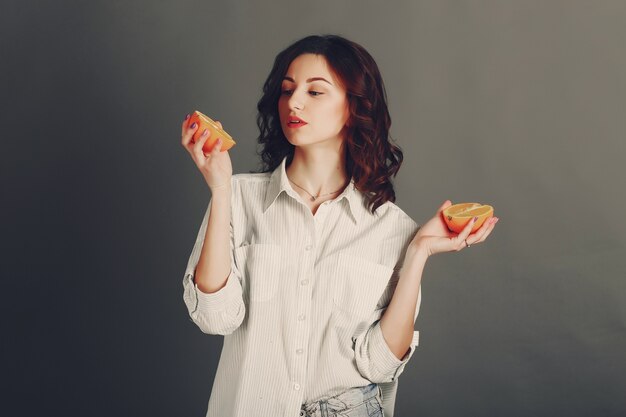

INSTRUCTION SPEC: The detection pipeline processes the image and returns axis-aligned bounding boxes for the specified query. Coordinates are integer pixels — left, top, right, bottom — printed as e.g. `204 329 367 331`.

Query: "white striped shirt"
182 155 421 417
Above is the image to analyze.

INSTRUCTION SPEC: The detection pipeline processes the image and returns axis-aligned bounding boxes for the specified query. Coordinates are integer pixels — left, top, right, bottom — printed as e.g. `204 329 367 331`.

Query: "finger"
212 137 223 154
455 216 477 250
182 121 198 147
213 121 225 148
193 128 211 159
476 217 499 243
180 113 191 137
467 216 494 245
438 199 452 213
438 200 452 224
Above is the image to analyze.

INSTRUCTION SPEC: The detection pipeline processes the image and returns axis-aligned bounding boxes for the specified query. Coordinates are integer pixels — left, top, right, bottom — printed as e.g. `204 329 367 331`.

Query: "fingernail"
184 113 190 120
190 122 197 129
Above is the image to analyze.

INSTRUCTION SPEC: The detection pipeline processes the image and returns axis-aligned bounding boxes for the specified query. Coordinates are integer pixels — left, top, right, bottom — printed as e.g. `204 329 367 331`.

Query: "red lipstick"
287 115 308 128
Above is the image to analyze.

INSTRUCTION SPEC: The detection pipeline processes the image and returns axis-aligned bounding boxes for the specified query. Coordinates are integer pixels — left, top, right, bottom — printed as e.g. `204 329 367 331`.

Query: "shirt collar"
262 155 367 225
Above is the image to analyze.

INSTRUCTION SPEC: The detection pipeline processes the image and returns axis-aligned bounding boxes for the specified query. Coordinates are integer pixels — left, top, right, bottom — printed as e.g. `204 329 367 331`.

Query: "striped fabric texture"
183 155 421 417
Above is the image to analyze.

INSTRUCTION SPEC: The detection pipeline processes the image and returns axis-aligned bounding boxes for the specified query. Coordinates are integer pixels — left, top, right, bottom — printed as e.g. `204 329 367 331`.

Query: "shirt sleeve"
182 197 246 335
352 268 421 383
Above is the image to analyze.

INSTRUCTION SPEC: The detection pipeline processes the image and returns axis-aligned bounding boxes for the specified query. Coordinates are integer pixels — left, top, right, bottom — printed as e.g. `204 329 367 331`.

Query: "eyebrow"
282 76 333 86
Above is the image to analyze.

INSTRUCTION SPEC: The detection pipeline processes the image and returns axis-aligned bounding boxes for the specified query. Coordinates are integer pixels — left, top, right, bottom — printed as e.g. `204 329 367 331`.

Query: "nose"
287 90 304 111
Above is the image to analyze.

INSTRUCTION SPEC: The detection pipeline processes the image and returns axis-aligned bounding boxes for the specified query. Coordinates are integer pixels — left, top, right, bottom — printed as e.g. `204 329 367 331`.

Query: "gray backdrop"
2 1 625 416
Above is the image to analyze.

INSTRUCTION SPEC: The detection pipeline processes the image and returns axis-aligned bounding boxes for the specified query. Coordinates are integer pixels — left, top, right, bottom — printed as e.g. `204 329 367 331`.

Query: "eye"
280 89 323 97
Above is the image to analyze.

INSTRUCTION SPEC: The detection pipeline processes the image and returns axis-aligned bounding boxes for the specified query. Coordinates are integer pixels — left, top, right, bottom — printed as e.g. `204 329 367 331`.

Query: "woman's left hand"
409 200 499 258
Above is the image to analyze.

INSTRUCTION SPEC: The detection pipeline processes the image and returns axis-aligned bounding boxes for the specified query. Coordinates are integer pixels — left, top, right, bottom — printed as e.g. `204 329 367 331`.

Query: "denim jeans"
300 383 384 417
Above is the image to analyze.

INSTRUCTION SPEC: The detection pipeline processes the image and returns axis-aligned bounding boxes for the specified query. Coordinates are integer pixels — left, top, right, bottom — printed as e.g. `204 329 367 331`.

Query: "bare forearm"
195 185 232 294
379 246 428 360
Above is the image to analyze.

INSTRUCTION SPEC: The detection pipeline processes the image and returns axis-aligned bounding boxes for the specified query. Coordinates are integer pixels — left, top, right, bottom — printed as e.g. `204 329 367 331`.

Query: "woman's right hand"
181 114 233 192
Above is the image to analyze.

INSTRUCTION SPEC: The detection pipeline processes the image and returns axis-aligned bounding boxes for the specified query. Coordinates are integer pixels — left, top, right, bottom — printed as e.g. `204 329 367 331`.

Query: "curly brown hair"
250 34 404 214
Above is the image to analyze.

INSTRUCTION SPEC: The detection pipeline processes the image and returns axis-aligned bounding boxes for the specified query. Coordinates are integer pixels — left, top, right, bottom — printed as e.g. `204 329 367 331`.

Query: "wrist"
407 240 430 263
209 181 232 194
400 243 428 282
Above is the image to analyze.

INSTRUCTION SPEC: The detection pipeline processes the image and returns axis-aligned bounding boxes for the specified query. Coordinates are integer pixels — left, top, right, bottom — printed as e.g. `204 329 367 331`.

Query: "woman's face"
278 53 350 149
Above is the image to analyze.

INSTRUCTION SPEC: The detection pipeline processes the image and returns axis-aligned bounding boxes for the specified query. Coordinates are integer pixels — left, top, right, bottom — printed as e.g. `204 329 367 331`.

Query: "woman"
181 34 498 417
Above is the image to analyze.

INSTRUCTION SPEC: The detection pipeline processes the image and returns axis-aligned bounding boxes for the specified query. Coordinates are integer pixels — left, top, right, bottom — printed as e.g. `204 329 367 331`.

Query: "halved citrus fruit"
442 202 494 234
189 110 236 153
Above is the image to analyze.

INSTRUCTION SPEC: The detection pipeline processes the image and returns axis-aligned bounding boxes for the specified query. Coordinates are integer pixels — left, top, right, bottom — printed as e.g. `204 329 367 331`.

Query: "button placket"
293 235 314 401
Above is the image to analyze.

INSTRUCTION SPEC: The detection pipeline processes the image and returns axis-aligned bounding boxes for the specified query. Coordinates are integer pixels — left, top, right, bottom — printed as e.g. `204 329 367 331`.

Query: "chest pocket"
233 243 283 303
331 253 395 319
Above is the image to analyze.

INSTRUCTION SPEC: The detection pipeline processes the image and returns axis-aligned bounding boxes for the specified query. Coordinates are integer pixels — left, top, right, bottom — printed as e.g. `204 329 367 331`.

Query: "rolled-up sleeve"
352 271 422 383
182 197 245 335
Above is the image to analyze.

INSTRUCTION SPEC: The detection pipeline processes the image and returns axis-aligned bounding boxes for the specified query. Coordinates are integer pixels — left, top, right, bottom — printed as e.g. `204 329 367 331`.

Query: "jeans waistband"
300 383 380 416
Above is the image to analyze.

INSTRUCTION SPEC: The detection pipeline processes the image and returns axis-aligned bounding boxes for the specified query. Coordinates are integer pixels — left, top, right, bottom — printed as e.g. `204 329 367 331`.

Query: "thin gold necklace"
288 177 345 201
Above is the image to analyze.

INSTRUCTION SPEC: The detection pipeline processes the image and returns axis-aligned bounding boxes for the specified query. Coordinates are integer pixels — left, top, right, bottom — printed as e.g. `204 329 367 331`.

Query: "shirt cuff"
183 268 241 314
369 320 420 381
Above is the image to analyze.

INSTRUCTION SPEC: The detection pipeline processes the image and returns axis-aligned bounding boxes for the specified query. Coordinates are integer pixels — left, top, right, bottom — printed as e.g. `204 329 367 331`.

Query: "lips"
287 115 307 127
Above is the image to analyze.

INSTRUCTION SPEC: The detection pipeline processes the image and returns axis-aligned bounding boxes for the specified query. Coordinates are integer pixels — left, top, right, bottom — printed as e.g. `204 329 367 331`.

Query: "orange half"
442 202 494 233
189 110 236 153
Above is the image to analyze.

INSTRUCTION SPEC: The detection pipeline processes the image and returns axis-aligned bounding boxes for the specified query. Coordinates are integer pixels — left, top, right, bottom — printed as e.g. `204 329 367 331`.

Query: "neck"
286 149 349 197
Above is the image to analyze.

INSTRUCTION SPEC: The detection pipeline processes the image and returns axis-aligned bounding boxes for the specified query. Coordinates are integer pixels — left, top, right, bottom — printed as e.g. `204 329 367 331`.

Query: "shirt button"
298 314 305 321
305 244 312 251
300 279 309 286
294 383 301 390
296 348 304 354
